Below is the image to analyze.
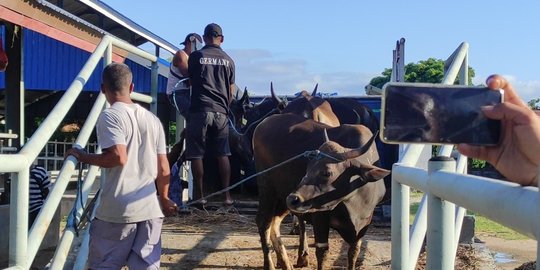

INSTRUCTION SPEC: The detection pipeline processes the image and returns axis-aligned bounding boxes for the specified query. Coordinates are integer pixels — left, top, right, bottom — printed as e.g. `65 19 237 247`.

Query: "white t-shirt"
95 102 167 223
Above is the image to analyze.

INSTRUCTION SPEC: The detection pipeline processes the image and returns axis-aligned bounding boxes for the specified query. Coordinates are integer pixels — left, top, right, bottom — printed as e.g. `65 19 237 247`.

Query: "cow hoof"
295 259 309 268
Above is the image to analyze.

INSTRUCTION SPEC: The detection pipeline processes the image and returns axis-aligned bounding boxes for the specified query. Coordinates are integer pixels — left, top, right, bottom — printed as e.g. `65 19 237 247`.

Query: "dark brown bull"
253 113 388 270
286 130 387 269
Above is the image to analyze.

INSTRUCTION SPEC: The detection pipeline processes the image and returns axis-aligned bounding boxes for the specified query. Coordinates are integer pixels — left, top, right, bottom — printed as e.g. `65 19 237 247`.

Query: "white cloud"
502 75 540 103
228 49 377 97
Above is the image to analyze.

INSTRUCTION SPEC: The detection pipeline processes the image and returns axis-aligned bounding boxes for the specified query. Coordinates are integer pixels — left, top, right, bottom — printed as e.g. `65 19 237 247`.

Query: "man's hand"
65 148 85 161
457 75 540 186
160 196 179 217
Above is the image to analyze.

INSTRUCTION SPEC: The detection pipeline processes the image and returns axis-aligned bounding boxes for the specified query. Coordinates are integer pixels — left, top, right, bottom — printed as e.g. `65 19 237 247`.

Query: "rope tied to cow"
228 108 279 136
184 149 339 207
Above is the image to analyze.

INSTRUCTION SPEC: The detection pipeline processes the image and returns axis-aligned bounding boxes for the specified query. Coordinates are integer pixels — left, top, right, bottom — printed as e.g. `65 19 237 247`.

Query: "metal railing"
390 42 540 270
1 34 162 269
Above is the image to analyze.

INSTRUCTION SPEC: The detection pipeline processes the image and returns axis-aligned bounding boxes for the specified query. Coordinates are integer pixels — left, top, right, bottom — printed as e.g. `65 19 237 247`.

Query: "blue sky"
103 0 539 102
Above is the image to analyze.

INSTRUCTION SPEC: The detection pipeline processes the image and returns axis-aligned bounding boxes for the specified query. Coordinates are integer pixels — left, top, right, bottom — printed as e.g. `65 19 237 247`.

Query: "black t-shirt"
188 44 235 114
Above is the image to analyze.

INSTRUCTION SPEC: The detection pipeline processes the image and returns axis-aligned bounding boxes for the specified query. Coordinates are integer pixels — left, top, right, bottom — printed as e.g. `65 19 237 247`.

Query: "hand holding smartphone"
381 82 504 145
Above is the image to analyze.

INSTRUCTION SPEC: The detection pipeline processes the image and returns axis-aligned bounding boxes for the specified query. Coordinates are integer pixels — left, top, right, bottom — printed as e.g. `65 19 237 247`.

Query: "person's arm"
174 50 189 77
155 153 177 216
457 75 540 186
65 144 127 168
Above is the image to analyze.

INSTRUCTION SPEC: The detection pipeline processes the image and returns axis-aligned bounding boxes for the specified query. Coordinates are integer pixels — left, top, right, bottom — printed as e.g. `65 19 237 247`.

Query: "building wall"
0 27 168 93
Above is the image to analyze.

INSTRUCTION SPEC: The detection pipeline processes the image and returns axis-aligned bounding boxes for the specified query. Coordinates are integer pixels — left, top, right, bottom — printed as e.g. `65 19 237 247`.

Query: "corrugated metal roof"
39 0 179 54
0 27 168 93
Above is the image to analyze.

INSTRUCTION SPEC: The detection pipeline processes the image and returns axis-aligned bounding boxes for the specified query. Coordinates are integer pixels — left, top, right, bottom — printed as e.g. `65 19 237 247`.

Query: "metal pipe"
427 157 456 270
110 38 157 62
0 154 29 172
408 194 427 270
430 171 540 240
398 144 427 166
453 206 466 254
392 165 428 191
391 166 410 270
26 91 107 265
130 92 153 103
49 164 100 270
15 36 112 163
150 60 158 114
9 169 29 268
442 42 469 85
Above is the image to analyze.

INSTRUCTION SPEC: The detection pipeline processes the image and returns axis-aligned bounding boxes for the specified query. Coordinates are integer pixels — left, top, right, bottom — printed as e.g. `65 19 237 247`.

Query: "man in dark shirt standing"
187 23 235 205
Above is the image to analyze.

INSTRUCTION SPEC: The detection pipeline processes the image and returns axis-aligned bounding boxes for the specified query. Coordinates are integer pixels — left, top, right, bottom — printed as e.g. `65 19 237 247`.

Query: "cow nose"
286 194 303 208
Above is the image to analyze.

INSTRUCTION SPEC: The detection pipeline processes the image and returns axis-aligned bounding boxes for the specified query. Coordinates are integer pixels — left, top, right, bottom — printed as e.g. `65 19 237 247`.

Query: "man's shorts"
168 89 191 118
185 111 231 160
88 218 163 270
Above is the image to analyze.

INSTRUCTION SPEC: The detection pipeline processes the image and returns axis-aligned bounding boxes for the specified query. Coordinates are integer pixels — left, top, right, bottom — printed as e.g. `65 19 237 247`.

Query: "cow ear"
364 167 391 182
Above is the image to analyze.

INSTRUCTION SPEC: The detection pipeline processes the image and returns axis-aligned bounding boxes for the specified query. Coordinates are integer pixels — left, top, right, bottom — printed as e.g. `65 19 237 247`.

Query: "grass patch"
408 192 527 240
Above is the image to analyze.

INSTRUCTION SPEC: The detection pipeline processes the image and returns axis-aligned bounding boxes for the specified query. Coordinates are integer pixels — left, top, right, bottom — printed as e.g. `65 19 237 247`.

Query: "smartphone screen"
381 83 503 145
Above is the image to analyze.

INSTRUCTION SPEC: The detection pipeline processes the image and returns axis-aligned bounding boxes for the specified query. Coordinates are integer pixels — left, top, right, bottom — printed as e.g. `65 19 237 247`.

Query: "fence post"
427 156 456 270
391 164 410 270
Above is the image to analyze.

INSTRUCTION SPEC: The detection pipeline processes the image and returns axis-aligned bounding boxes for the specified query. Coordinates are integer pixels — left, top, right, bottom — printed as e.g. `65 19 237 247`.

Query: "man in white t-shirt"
65 63 177 269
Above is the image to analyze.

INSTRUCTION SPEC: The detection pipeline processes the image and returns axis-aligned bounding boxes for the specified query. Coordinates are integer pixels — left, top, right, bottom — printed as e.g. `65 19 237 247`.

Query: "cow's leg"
270 214 293 270
295 215 309 267
312 213 331 270
347 240 361 270
256 211 275 270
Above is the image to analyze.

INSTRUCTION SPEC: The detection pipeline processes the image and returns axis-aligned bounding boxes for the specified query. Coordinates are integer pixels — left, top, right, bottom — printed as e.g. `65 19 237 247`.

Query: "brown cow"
286 130 388 269
253 113 388 270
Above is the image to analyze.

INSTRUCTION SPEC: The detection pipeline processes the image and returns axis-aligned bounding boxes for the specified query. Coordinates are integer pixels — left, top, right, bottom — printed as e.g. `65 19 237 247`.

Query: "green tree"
527 98 540 110
368 58 476 88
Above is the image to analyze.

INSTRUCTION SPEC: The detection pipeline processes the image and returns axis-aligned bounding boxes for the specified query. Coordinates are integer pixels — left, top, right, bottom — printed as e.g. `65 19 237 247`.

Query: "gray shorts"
88 218 163 270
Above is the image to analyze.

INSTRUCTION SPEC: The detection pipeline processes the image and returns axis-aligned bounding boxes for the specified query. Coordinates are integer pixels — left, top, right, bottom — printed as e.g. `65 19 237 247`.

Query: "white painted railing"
390 42 539 270
1 34 162 269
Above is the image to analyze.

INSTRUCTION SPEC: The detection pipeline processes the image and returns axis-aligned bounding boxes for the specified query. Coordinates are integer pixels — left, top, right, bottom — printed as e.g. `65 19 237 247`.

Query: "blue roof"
0 27 169 93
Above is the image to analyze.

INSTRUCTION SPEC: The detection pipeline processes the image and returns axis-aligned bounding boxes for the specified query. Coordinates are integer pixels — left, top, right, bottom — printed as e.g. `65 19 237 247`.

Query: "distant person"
186 23 236 206
166 33 203 117
168 160 188 207
457 74 540 186
29 161 51 227
65 63 177 269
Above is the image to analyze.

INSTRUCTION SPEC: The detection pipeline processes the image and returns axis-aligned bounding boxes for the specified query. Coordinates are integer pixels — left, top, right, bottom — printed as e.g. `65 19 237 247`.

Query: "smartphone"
381 82 504 145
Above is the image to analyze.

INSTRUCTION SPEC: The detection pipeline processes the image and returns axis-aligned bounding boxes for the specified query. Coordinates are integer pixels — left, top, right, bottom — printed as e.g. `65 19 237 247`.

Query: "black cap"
180 33 202 45
204 23 223 37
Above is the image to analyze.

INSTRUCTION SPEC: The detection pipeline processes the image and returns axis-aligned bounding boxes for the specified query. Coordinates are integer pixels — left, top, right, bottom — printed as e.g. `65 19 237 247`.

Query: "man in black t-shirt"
186 23 235 205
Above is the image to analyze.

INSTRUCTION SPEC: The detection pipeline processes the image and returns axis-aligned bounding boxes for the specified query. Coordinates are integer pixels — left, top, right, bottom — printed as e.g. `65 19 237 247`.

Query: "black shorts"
185 111 231 159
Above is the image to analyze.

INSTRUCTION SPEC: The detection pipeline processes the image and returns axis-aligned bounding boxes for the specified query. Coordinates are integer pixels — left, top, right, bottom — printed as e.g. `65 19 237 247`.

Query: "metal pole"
19 29 25 146
427 156 456 270
408 194 427 270
391 164 410 270
26 88 107 265
49 163 100 270
150 59 158 114
9 169 29 268
442 42 468 85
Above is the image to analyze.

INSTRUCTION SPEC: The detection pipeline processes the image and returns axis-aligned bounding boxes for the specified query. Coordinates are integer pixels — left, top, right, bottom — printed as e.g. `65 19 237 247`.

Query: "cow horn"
340 131 379 160
270 82 283 105
311 83 319 96
323 129 330 143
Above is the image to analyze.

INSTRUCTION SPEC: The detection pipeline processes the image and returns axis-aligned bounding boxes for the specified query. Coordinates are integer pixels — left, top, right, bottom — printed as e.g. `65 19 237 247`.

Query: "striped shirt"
29 166 51 213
